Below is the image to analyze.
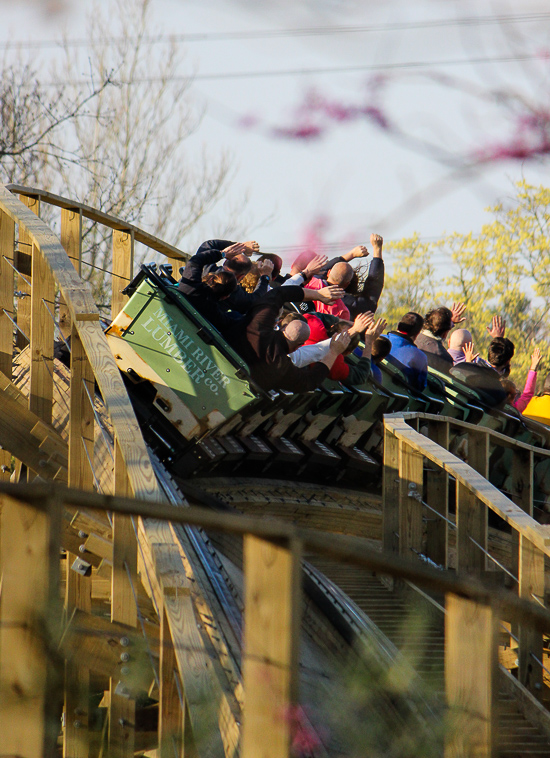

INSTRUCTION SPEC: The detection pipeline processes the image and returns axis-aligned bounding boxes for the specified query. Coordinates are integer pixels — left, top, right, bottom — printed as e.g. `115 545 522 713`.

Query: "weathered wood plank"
29 244 55 424
0 494 61 757
0 208 15 375
0 371 67 480
398 440 423 559
456 481 486 576
59 207 82 339
382 428 400 555
241 535 301 758
64 329 94 758
109 441 138 758
76 320 158 501
518 536 544 697
426 420 449 567
0 209 15 481
159 603 183 757
445 593 497 758
111 229 134 320
14 193 38 348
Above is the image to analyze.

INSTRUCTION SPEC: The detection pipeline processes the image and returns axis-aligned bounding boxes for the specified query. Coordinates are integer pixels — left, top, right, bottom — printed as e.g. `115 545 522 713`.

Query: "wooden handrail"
385 414 550 554
395 410 550 459
6 183 187 262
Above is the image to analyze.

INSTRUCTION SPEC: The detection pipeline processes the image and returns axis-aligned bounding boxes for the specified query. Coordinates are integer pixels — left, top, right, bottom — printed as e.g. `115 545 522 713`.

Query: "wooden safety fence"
4 481 550 758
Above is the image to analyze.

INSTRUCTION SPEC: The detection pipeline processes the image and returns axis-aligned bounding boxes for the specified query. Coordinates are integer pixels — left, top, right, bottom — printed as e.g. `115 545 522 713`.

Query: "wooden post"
445 593 497 758
241 535 301 758
398 440 423 559
426 420 449 567
15 194 39 349
59 208 83 340
159 603 183 757
0 494 62 757
164 253 185 282
63 328 94 758
510 449 534 612
0 209 15 480
29 244 55 425
383 428 400 555
109 439 138 758
468 429 489 479
456 481 486 576
112 229 134 320
517 536 544 697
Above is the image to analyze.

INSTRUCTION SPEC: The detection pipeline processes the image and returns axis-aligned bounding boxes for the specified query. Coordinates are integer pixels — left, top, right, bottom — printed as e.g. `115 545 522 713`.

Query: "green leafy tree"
375 181 550 386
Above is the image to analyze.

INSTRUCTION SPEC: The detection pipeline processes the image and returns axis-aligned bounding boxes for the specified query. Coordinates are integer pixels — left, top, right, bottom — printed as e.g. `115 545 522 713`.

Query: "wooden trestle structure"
2 184 550 757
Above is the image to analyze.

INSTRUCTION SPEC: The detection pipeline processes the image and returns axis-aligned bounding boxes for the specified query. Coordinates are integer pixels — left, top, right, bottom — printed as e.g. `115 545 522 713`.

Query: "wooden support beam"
159 603 183 757
14 193 39 349
59 208 83 339
445 593 497 758
398 440 423 559
456 481 487 576
109 440 138 758
511 449 534 516
518 536 544 697
0 494 62 757
425 420 449 567
0 208 15 376
112 229 134 321
242 535 301 758
468 429 490 478
382 428 400 555
64 328 95 758
29 244 55 425
0 370 67 480
0 209 15 482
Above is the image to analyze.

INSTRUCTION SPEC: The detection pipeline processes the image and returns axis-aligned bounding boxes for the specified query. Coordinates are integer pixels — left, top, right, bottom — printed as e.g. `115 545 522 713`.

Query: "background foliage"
376 180 550 387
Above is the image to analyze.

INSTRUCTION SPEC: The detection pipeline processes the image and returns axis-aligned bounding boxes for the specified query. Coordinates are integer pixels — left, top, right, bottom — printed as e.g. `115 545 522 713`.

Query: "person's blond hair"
239 263 260 293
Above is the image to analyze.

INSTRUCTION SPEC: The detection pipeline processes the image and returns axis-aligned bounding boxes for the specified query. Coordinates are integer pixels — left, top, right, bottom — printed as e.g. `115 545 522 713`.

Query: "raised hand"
243 240 260 253
350 311 374 334
317 285 345 303
370 233 383 255
487 315 506 339
463 342 479 363
330 331 351 354
257 259 274 277
349 245 369 259
366 317 387 339
530 346 542 372
304 254 329 277
451 302 466 324
223 242 253 259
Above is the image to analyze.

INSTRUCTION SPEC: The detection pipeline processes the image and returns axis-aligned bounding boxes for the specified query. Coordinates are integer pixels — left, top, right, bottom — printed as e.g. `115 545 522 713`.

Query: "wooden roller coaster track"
2 184 550 758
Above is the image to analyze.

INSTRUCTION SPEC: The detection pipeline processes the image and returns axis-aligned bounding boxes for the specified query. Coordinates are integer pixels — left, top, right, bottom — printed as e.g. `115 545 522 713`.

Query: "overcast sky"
1 0 549 268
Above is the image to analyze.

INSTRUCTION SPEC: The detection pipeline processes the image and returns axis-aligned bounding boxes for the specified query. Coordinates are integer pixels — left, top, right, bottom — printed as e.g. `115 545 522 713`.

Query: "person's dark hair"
280 312 307 327
424 307 453 337
500 378 517 403
542 373 550 395
346 271 360 296
225 254 252 277
202 270 237 299
488 337 515 369
372 335 392 363
397 312 424 338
